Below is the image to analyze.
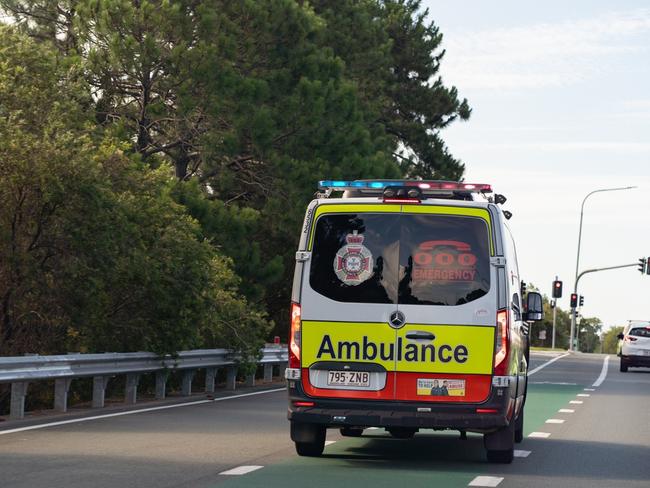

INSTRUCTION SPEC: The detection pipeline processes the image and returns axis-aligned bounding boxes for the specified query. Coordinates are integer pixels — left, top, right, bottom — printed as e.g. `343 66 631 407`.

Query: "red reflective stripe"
293 401 315 407
476 408 498 414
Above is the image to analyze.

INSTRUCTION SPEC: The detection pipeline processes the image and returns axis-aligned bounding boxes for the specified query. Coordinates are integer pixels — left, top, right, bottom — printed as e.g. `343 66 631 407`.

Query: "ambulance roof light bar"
318 180 493 194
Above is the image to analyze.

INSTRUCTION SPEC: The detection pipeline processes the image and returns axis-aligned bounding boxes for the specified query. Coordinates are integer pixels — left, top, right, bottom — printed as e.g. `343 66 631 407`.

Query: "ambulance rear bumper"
287 394 511 431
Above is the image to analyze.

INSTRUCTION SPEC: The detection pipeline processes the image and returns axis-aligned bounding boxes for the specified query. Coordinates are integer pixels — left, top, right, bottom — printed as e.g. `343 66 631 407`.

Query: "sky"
424 0 650 329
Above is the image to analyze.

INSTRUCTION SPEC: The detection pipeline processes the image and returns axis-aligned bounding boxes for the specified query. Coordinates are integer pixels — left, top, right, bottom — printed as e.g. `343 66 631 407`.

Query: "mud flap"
483 419 515 451
291 421 325 443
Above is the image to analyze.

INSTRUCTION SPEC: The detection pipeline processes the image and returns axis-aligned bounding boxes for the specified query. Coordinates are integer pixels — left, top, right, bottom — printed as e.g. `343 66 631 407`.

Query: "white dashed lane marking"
514 450 531 458
219 466 264 475
559 409 575 413
546 419 565 424
469 476 504 487
529 432 551 438
570 400 583 404
577 393 590 397
325 441 337 446
584 388 595 391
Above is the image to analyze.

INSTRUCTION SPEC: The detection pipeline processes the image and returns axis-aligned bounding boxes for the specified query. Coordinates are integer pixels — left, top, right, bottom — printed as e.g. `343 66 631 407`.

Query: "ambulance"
286 180 543 463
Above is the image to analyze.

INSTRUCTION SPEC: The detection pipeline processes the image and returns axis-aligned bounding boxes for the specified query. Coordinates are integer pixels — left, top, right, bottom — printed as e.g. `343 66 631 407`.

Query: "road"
0 352 648 488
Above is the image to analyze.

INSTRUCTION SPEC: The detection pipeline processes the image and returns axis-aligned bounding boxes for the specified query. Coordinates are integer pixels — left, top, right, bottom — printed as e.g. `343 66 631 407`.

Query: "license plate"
327 371 370 387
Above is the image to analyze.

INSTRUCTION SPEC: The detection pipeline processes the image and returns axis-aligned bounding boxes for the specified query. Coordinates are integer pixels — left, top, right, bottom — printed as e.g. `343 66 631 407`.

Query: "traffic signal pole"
571 186 636 351
570 262 638 350
552 304 557 349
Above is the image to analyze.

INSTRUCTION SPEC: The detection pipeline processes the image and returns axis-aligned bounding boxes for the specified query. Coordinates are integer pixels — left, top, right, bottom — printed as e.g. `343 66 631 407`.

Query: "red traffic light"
570 293 578 308
552 280 563 298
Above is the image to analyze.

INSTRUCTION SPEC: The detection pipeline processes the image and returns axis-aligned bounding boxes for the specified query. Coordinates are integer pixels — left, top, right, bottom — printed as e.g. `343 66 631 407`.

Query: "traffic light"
639 257 647 274
579 295 584 307
552 280 563 298
570 293 578 308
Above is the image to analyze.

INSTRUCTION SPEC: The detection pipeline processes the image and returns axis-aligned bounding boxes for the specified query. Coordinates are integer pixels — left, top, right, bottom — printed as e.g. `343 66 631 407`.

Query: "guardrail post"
263 364 274 383
205 368 217 394
226 366 237 390
181 370 195 396
54 378 72 412
125 373 140 405
92 376 110 408
10 382 29 420
280 362 288 380
155 371 168 400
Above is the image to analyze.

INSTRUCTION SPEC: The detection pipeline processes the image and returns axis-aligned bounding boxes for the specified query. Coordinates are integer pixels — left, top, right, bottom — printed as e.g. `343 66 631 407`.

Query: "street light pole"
570 187 636 351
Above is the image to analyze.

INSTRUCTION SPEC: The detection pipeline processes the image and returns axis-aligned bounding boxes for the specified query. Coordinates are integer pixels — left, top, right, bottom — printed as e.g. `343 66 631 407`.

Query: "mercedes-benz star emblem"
389 310 406 329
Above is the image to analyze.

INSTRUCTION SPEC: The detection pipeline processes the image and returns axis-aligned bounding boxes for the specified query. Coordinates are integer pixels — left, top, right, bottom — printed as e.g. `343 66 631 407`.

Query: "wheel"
340 427 364 437
620 359 628 372
515 409 524 443
484 421 515 464
388 427 417 439
291 422 326 457
487 448 514 464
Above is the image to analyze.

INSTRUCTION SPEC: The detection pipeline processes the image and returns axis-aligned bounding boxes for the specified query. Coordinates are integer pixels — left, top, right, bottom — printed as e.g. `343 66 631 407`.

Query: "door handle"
405 331 436 341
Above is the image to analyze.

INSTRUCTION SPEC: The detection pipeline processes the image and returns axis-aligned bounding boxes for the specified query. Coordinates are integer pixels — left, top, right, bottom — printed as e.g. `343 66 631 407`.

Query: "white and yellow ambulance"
286 180 543 463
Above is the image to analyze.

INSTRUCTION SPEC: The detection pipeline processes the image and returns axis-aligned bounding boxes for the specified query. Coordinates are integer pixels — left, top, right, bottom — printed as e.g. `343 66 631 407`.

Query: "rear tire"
340 427 364 437
484 421 515 464
486 448 514 464
388 427 417 439
295 429 326 457
291 422 326 457
515 409 524 443
620 359 629 372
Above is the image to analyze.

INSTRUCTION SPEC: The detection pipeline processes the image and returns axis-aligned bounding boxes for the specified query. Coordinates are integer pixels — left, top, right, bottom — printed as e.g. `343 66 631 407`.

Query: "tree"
310 0 471 179
602 326 624 354
577 317 602 353
0 26 269 356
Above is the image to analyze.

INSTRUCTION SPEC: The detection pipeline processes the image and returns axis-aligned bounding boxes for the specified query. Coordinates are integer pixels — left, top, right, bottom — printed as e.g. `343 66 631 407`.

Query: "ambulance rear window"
309 213 491 306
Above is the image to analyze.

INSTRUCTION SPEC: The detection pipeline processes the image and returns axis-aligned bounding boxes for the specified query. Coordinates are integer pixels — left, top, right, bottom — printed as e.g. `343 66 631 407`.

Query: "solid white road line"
469 476 504 487
577 394 590 397
545 419 565 424
569 400 583 404
325 440 337 446
559 409 575 413
219 466 264 476
528 352 570 376
0 388 286 436
514 450 532 458
528 432 551 438
592 356 610 387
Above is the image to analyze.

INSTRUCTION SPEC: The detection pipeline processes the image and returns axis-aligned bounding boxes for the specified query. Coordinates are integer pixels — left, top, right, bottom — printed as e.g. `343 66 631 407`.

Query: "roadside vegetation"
528 292 606 353
0 0 470 359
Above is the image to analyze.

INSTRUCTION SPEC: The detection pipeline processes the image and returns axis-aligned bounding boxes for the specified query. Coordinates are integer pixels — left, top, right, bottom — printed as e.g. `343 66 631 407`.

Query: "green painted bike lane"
215 383 583 488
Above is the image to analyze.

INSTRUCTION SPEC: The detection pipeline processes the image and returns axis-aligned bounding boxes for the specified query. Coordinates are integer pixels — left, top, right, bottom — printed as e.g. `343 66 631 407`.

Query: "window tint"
398 215 491 305
310 214 400 304
310 213 491 306
629 327 650 338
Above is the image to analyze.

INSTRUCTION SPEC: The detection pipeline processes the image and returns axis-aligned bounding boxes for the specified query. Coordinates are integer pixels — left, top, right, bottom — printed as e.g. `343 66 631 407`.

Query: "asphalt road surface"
1 352 648 488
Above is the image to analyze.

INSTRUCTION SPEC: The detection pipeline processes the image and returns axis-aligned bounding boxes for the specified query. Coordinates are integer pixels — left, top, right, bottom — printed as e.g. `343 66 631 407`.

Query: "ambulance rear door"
393 205 498 404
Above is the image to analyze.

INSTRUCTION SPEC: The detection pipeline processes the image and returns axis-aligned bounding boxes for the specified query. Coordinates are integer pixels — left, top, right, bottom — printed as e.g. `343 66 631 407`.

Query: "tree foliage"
0 0 471 352
0 26 268 356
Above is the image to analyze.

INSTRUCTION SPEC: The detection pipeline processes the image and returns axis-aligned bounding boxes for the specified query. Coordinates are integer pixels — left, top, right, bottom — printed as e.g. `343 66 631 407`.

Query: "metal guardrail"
0 346 288 421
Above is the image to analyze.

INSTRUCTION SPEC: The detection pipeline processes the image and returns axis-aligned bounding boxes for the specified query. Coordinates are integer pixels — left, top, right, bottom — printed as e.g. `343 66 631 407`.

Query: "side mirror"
617 333 624 340
523 292 544 321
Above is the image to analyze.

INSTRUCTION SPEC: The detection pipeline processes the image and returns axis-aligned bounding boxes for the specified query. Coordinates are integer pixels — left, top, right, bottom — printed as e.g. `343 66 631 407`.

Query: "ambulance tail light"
494 309 509 376
289 303 301 368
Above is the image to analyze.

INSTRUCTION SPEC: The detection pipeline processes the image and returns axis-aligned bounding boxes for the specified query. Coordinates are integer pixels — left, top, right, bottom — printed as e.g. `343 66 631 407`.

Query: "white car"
618 321 650 372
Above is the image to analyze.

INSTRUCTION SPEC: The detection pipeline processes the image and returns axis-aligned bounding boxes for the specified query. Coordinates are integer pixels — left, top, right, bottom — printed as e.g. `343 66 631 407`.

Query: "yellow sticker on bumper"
302 321 495 375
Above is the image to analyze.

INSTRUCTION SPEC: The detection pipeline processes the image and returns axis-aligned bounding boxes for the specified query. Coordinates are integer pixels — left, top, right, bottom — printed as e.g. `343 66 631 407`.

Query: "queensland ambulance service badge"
333 231 373 285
